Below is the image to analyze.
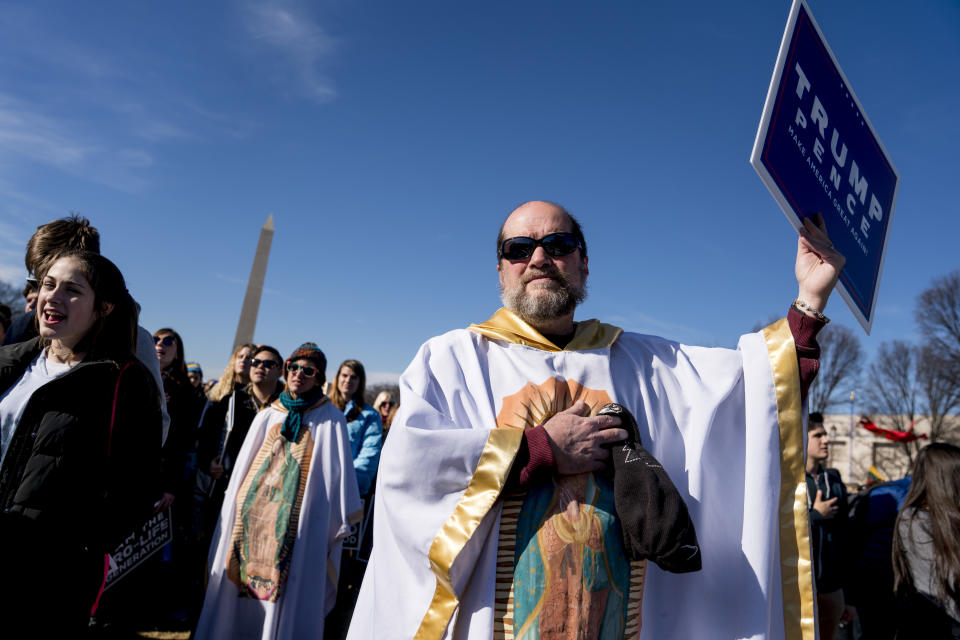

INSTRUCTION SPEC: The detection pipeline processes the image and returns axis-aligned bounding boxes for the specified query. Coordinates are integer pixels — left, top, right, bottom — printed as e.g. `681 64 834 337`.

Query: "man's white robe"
196 399 363 640
349 309 815 640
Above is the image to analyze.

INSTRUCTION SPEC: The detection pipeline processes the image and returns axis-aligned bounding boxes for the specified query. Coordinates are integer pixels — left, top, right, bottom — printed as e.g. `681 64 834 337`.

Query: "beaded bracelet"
792 299 830 323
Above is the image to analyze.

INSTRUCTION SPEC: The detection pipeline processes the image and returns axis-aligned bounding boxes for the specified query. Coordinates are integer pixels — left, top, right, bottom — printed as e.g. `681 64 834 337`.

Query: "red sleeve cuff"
506 425 556 490
787 307 825 400
788 306 825 357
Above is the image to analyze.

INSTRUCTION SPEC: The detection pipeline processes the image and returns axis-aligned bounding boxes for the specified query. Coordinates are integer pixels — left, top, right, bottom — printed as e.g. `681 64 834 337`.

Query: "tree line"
808 270 960 463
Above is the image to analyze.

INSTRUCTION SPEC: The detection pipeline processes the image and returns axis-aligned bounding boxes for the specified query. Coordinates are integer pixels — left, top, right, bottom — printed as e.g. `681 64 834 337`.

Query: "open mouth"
42 309 65 325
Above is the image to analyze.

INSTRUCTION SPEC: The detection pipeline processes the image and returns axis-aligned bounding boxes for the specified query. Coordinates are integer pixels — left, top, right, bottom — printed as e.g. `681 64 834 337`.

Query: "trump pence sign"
751 0 899 334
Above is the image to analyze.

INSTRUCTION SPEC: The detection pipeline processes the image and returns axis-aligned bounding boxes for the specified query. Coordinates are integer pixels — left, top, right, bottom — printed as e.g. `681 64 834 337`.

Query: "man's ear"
100 301 115 317
497 260 503 286
583 255 589 277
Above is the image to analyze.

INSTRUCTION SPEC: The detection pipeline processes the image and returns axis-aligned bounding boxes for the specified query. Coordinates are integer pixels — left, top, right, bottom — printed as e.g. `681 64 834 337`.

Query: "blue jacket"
344 401 382 495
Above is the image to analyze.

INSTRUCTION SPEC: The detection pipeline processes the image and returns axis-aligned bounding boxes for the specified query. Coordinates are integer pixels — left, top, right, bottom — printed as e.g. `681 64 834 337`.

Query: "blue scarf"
279 387 324 442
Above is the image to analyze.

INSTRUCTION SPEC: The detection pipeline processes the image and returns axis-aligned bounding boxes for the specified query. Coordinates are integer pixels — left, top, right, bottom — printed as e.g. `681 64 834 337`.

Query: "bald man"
349 201 841 640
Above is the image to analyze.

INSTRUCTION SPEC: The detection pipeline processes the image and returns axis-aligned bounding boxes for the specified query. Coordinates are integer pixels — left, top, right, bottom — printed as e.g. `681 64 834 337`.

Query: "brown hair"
36 250 137 363
26 215 100 275
154 328 189 385
893 442 960 612
329 359 367 422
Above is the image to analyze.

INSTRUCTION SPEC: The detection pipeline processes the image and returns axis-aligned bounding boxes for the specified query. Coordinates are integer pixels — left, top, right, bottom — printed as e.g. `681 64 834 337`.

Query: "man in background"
806 412 856 640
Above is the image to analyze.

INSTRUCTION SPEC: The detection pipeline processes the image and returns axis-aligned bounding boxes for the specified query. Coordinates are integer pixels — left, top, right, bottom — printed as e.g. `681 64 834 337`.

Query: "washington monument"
232 214 273 350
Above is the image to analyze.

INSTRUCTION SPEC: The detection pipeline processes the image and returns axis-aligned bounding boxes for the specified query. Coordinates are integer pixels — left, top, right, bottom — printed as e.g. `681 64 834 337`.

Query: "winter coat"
0 338 162 553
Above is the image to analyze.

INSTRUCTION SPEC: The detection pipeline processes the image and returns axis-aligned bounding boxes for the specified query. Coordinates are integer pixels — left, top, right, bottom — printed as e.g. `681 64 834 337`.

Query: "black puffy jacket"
0 338 162 552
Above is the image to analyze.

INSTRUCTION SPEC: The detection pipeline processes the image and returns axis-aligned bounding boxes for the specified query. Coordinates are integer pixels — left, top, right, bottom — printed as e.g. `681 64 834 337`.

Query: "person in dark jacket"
194 344 283 545
152 327 205 624
805 413 855 640
0 250 162 637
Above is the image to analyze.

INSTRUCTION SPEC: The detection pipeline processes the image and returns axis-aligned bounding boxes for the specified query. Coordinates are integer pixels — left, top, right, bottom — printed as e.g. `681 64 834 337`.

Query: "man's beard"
500 265 587 326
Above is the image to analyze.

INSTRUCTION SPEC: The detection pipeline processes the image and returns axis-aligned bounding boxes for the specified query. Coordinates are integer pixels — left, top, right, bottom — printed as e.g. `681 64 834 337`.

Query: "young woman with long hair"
329 360 383 497
892 442 960 639
207 343 255 402
0 250 162 636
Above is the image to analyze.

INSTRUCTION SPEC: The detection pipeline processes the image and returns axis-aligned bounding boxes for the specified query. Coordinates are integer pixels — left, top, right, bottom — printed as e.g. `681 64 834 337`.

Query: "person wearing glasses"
372 390 398 438
196 342 361 640
349 200 843 639
0 250 162 637
372 391 395 426
195 344 284 547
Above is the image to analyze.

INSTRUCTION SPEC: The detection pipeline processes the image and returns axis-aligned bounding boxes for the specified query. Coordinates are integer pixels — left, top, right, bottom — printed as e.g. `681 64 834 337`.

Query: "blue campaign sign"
751 0 898 334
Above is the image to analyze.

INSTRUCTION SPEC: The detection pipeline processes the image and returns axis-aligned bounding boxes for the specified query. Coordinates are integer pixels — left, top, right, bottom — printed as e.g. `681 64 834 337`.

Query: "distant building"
818 414 960 488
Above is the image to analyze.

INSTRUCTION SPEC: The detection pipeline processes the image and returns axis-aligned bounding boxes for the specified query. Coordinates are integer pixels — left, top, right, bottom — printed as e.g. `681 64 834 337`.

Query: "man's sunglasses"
498 232 583 261
251 358 279 370
153 335 176 346
287 363 318 377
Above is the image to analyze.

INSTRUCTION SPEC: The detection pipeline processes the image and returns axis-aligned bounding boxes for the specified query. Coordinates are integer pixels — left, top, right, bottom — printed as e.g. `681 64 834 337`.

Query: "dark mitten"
599 402 702 573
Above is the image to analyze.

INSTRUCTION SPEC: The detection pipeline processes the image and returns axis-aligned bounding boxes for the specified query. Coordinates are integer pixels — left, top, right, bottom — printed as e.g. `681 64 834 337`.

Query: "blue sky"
0 0 957 387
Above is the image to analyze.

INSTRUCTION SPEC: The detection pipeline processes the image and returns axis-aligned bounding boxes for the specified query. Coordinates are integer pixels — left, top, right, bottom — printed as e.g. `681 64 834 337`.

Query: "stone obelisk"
232 214 274 350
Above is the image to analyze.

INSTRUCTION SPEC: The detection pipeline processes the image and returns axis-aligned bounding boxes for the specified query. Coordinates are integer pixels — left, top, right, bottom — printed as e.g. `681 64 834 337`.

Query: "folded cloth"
599 402 702 573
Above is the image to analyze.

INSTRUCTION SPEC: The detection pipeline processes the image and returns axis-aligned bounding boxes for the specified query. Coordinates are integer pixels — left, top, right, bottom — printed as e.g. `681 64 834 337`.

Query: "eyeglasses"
381 402 394 408
287 363 318 377
153 335 176 346
498 232 583 261
25 276 38 290
251 358 279 370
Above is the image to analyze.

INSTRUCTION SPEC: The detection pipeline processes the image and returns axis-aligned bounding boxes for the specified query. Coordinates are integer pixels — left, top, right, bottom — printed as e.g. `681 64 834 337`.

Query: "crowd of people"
0 209 957 639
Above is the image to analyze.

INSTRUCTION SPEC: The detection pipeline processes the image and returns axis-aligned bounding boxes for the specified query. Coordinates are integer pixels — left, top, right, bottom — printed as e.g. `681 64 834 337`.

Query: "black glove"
599 402 702 573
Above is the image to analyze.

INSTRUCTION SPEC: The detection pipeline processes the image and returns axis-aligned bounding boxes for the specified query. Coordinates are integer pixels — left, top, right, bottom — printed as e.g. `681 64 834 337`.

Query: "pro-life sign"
751 0 898 334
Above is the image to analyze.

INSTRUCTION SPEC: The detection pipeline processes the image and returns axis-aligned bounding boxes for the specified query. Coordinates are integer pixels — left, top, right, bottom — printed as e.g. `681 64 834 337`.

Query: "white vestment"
196 398 362 640
349 309 815 640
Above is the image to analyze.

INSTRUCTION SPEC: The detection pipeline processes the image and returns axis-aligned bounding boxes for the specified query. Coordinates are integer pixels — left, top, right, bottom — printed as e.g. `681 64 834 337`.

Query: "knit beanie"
285 342 327 384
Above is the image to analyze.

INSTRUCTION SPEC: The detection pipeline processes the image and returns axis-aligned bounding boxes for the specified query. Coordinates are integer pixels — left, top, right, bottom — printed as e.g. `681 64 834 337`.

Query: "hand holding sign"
796 213 845 313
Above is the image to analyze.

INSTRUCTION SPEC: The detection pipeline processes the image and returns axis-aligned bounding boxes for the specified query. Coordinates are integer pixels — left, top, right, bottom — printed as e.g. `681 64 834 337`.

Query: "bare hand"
796 213 845 312
209 456 224 479
155 492 175 513
542 400 629 475
813 489 838 519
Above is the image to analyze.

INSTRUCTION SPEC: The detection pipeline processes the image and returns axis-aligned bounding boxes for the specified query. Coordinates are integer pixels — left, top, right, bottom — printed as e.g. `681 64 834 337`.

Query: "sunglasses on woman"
498 232 583 261
287 363 317 377
153 335 176 346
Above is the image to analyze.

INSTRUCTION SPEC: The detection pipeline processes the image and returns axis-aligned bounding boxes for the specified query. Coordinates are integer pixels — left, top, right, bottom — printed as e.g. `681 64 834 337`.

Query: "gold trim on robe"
763 318 816 640
414 428 525 640
468 308 622 352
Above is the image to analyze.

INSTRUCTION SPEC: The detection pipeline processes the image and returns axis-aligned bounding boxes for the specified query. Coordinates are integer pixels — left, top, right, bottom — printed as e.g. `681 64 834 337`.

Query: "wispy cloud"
0 93 153 192
0 7 256 193
241 0 339 103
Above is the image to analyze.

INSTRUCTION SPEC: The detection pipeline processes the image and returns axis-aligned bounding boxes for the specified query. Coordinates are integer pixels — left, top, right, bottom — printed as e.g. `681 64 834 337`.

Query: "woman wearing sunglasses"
153 328 205 514
0 250 161 636
196 342 361 640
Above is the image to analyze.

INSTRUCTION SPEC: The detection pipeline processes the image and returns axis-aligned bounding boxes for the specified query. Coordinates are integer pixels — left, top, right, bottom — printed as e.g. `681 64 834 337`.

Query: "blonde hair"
207 343 256 401
373 391 395 414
